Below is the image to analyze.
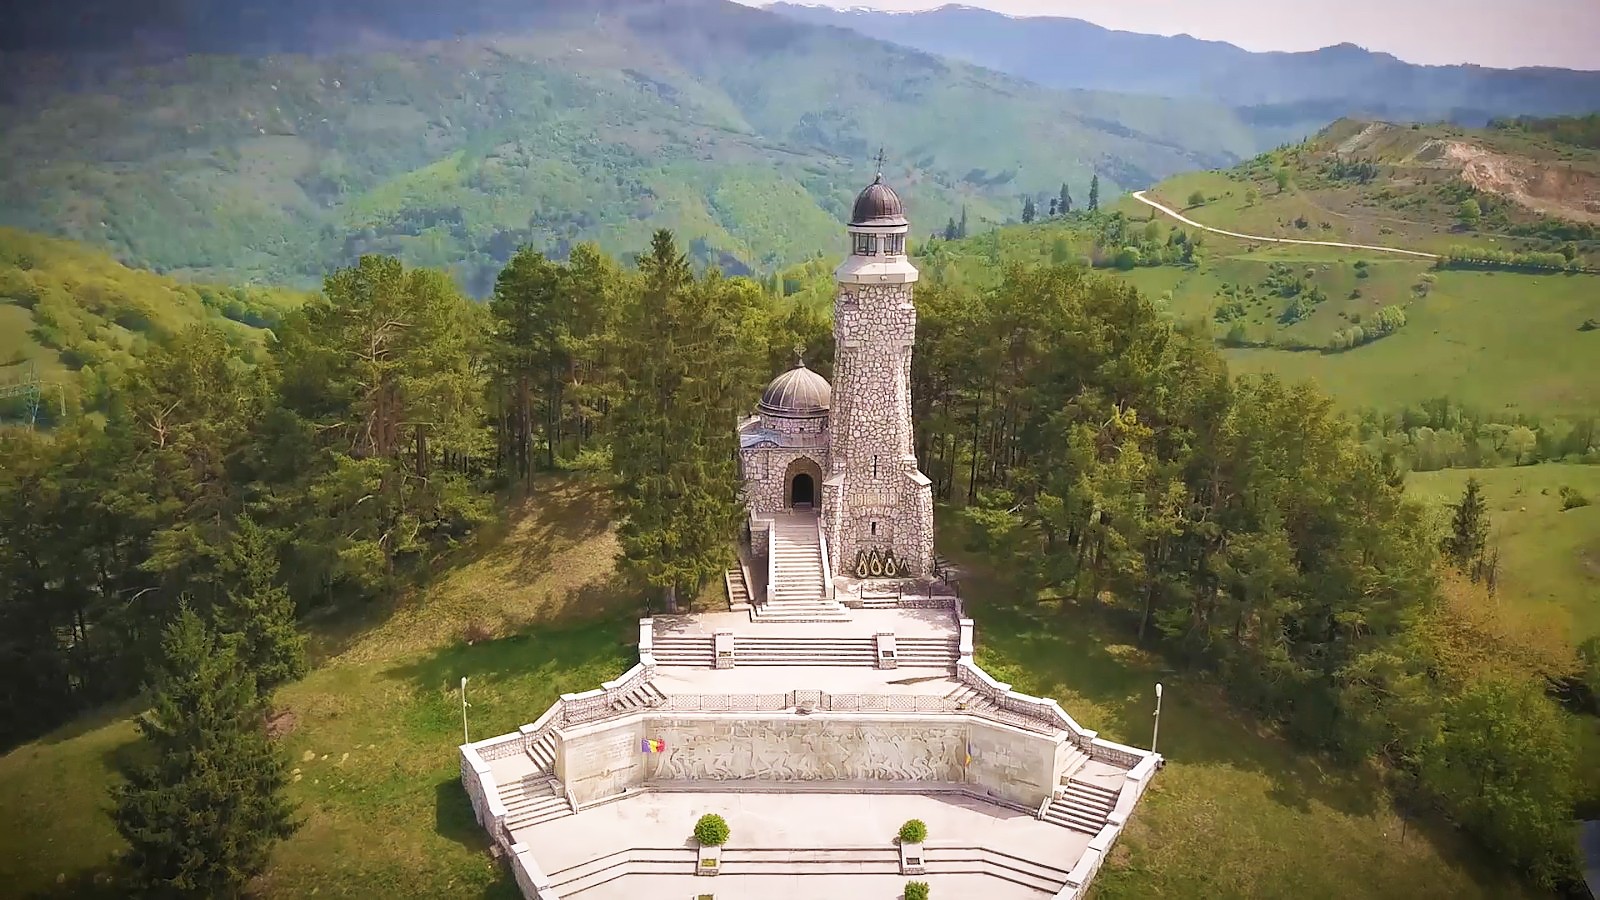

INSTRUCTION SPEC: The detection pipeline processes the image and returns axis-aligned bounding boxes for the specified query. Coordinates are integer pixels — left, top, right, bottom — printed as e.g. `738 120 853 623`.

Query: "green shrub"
904 881 930 900
898 819 927 844
1559 486 1592 511
693 813 730 847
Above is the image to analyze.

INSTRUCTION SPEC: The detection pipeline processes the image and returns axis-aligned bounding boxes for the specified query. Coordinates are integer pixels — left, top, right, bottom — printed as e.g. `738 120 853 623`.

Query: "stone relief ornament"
646 721 966 783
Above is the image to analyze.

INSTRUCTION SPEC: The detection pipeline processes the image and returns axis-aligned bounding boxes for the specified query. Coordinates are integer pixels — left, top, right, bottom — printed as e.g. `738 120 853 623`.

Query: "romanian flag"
640 738 666 754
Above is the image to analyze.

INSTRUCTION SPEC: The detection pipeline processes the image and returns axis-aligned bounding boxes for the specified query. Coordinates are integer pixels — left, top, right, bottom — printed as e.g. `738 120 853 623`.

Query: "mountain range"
768 3 1600 142
0 0 1266 291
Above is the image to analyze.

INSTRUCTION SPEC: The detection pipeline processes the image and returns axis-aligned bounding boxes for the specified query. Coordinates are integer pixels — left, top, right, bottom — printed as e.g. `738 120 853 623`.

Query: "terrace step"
649 636 716 667
548 848 696 895
725 567 752 612
526 731 557 773
608 681 666 712
497 778 572 831
1043 777 1120 834
921 846 1069 893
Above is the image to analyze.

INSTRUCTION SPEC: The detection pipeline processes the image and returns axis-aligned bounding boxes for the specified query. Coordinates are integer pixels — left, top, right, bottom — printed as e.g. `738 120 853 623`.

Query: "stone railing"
664 692 794 713
766 525 777 607
459 743 510 851
509 842 561 899
1088 736 1149 769
956 659 1085 736
637 618 656 670
815 516 835 600
474 728 530 762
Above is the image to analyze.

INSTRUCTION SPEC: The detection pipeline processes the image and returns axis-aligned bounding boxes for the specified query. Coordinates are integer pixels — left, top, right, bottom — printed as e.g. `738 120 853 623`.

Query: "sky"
751 0 1600 71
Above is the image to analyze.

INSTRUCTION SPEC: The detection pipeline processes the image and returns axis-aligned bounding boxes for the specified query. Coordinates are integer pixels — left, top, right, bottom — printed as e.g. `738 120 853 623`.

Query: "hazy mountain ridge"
769 3 1600 139
0 0 1263 291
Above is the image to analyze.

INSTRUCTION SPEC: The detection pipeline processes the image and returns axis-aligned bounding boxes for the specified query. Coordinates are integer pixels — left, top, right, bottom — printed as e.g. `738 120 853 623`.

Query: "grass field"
0 474 1555 898
1406 463 1600 641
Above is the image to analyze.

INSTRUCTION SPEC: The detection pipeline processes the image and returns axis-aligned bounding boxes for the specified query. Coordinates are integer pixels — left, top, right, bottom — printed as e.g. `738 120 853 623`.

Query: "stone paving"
515 789 1089 898
652 606 959 638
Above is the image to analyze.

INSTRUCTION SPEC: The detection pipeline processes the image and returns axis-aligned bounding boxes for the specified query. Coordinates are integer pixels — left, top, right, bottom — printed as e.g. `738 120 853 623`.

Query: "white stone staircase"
650 635 716 667
894 636 961 668
725 566 752 612
498 776 573 832
526 729 557 774
608 680 666 712
731 636 877 666
754 514 849 622
1043 776 1119 834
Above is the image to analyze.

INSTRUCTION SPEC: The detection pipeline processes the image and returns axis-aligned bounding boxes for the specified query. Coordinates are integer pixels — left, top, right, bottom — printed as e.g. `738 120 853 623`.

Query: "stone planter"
899 840 925 875
697 843 722 876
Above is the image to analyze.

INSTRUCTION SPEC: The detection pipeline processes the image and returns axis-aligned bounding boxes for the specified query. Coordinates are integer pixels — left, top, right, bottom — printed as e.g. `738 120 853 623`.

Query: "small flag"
965 742 973 767
640 738 666 754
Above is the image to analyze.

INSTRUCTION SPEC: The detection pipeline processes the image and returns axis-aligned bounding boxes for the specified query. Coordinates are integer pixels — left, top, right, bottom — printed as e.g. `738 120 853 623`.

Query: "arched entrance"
791 473 815 508
783 457 824 510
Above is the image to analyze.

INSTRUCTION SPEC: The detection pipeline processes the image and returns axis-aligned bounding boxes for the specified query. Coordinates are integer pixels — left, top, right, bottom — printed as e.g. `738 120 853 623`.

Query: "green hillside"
0 0 1261 293
1407 464 1600 642
0 228 303 421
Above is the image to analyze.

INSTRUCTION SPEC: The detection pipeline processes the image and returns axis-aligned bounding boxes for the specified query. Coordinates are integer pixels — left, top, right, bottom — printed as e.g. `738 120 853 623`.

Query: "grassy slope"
0 227 303 414
1095 129 1600 416
0 475 1546 899
0 3 1260 292
1406 464 1600 642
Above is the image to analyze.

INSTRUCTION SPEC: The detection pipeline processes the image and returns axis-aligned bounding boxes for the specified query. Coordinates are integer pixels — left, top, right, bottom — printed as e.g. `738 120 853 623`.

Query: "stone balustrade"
509 842 560 899
459 744 510 851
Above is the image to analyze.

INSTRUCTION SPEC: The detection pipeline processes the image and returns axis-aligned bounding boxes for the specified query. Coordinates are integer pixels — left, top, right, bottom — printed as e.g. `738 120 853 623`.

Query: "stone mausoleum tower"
819 171 935 579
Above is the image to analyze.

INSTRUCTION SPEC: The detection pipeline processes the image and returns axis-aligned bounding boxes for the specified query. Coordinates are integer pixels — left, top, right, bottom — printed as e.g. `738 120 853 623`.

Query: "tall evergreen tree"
215 517 305 692
1059 182 1073 215
490 248 570 478
1088 174 1100 212
943 217 957 241
1441 476 1490 571
957 206 969 239
112 606 298 897
611 231 763 612
1022 198 1036 224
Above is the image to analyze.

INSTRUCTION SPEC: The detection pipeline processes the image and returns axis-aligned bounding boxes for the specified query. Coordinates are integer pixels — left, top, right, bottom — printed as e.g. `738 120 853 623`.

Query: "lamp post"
1152 683 1164 755
460 676 471 745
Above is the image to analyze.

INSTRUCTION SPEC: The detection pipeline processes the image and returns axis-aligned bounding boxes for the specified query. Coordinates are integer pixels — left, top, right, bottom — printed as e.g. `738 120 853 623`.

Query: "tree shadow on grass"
953 555 1381 820
305 474 618 663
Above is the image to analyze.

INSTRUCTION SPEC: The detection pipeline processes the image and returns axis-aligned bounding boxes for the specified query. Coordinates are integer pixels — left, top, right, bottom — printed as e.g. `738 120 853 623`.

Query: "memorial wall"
557 712 1060 808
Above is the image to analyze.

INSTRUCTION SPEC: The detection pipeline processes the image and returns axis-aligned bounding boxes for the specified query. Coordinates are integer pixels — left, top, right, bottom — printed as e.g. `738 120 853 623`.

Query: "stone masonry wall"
741 447 828 515
827 280 934 577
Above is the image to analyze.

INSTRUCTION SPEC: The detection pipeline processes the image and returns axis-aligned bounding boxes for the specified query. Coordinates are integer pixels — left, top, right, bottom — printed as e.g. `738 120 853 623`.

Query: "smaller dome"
759 362 831 418
850 175 908 227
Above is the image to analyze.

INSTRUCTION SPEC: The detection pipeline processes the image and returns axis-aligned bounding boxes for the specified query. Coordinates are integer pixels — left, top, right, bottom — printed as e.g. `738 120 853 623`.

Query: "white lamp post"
460 676 471 745
1152 683 1164 755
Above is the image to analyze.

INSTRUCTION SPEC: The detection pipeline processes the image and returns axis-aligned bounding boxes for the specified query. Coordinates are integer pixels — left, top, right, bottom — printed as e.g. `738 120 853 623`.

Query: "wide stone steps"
749 601 852 623
732 636 877 666
498 778 572 831
609 681 666 712
894 637 961 667
1044 778 1120 835
548 848 696 895
526 731 557 773
719 847 900 873
650 636 716 667
923 846 1072 893
944 684 999 712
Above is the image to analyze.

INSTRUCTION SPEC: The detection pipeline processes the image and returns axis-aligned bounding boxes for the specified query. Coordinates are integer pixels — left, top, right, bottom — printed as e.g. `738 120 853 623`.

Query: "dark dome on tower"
759 362 831 418
850 175 908 227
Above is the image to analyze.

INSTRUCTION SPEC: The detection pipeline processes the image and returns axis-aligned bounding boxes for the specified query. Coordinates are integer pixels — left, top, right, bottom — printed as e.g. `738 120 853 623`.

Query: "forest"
0 233 1592 894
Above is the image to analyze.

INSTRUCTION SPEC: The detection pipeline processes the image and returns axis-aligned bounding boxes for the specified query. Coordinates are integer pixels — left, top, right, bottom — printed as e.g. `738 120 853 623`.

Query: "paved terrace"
651 606 959 638
516 790 1090 898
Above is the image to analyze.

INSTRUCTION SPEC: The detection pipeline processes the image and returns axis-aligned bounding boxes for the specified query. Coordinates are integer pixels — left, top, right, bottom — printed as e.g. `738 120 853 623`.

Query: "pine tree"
1059 182 1073 215
490 248 571 477
943 217 957 241
957 206 969 239
1441 476 1489 570
611 231 762 613
215 517 305 692
113 607 298 897
1088 175 1100 212
1048 198 1058 217
1022 198 1036 224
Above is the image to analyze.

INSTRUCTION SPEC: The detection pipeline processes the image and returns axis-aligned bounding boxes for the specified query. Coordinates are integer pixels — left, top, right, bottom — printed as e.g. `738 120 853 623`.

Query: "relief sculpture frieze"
646 719 966 783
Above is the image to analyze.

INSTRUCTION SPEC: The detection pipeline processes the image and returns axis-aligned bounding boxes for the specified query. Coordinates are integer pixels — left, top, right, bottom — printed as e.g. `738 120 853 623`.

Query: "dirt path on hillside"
1131 191 1441 259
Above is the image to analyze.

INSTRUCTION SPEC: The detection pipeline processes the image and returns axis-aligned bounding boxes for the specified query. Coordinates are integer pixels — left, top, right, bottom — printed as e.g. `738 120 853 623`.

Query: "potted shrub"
694 813 730 876
898 819 926 875
905 880 930 900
